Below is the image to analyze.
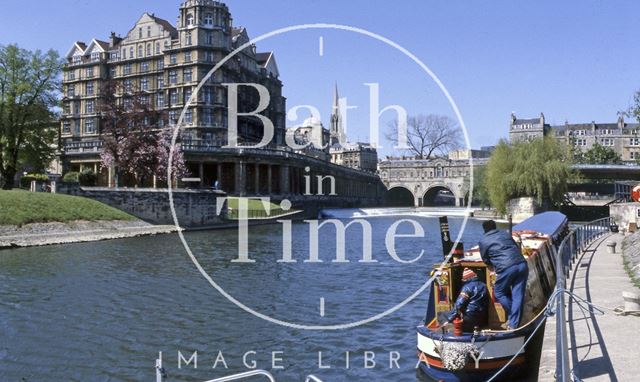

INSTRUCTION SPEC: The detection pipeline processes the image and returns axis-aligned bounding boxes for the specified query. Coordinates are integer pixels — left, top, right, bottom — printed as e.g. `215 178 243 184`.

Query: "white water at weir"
320 207 475 219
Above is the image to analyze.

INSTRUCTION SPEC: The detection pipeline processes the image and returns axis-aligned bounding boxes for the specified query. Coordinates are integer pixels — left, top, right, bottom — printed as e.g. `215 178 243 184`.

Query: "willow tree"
485 136 576 214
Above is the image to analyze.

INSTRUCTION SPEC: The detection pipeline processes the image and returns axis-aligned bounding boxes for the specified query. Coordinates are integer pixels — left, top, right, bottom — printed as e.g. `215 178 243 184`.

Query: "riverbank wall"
54 184 227 228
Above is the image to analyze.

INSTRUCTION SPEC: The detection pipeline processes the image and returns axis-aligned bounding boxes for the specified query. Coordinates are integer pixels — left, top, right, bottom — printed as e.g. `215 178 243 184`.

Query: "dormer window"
187 14 194 26
91 52 100 61
72 56 81 64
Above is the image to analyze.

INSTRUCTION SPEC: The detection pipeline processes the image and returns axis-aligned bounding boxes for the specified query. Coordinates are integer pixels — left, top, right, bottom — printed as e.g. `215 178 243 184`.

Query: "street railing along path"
540 219 640 381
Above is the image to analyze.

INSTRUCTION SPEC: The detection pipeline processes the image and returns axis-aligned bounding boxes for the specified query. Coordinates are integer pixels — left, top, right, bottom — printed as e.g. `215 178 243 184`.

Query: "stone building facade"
509 112 640 162
60 0 286 186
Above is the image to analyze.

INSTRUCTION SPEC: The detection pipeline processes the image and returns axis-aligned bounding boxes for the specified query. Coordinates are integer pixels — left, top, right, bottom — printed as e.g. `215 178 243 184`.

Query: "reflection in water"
0 216 484 381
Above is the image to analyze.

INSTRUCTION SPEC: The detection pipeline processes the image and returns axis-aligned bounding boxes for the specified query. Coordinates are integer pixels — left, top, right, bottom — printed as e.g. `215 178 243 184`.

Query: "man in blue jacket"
479 220 528 330
446 267 489 332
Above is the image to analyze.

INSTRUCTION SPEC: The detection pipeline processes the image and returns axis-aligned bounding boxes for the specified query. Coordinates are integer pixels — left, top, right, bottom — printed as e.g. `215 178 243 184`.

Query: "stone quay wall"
54 183 227 227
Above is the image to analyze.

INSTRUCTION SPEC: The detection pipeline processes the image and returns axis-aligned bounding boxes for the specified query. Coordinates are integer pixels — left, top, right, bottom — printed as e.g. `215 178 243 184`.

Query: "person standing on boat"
479 220 529 330
445 267 489 332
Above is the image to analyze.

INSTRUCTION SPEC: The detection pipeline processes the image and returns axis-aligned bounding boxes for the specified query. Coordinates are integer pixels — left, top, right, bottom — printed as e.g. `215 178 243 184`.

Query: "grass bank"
226 196 298 220
0 190 135 226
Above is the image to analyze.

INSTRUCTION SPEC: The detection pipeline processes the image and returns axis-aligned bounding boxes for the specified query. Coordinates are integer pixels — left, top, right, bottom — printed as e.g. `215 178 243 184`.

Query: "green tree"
485 136 576 214
470 165 490 208
579 142 621 164
0 44 61 189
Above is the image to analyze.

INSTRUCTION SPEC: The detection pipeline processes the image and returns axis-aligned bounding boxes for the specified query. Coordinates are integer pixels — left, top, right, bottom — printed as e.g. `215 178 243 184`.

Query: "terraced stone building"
60 0 286 187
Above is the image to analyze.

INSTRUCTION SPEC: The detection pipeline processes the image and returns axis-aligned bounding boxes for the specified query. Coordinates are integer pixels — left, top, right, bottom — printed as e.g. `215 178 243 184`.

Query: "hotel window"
62 121 71 134
156 93 165 107
575 138 587 146
206 32 214 45
68 71 75 80
63 103 71 114
86 83 94 95
205 51 214 62
156 42 161 55
601 129 613 135
631 138 640 146
137 45 142 58
91 52 100 61
184 88 192 103
602 138 614 146
184 51 192 62
184 68 192 82
85 119 95 134
203 109 214 125
157 58 164 70
184 109 193 123
140 95 149 106
124 79 133 92
123 98 132 110
169 70 177 84
124 63 132 75
575 130 586 136
110 67 117 77
187 14 194 26
186 32 193 46
147 26 151 38
139 28 142 39
86 100 94 114
141 61 149 72
86 67 94 77
74 120 81 135
204 87 214 104
141 77 149 91
170 89 178 105
146 43 152 57
122 48 126 59
631 152 640 160
67 85 75 97
170 54 177 65
169 110 177 125
72 56 81 64
157 75 164 89
130 47 134 58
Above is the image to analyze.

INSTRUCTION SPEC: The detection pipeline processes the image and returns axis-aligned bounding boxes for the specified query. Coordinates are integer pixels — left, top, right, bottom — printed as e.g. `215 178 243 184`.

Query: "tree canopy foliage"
0 44 61 189
99 80 188 186
484 136 576 213
575 142 621 164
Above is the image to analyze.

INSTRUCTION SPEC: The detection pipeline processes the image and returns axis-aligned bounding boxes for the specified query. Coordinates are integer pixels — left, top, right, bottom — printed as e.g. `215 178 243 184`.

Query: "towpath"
539 233 640 381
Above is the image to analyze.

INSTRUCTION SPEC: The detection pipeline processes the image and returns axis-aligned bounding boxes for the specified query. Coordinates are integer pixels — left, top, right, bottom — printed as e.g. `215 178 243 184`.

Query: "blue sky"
1 0 638 155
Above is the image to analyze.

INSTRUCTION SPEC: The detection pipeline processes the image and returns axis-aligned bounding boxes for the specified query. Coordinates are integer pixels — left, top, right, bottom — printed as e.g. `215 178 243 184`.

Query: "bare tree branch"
386 114 462 158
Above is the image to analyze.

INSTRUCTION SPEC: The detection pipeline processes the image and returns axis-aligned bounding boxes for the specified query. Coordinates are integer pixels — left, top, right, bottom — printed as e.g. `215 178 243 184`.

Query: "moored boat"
417 212 569 382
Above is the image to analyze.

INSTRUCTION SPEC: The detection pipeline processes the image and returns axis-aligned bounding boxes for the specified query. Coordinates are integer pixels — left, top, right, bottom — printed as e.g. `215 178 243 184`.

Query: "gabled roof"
83 39 109 56
65 41 86 59
256 51 279 77
149 13 177 36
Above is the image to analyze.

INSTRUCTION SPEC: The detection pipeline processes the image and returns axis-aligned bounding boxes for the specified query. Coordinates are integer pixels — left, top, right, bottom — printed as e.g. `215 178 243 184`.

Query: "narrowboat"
417 212 569 381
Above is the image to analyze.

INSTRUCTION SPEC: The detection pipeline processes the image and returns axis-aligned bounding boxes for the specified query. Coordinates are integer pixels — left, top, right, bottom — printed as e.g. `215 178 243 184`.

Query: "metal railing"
554 217 612 381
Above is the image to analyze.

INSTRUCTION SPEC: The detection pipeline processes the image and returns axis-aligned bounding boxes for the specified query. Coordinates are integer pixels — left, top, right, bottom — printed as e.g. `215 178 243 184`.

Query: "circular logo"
167 24 473 330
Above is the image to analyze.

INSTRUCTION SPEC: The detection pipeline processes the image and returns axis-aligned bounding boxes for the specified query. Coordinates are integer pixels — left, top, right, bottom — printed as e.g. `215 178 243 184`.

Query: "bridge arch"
422 185 457 207
385 186 415 207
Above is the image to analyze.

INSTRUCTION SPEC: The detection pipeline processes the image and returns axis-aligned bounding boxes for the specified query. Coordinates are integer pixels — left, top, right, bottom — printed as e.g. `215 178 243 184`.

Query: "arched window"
137 45 142 58
146 43 151 56
186 14 194 26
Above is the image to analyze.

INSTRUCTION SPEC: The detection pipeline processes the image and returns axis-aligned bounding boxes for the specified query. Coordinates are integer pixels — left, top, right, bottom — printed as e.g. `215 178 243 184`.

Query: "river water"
0 213 486 381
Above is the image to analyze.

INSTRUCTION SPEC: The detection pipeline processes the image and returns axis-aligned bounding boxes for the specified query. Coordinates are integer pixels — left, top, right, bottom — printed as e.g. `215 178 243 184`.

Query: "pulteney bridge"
378 157 486 207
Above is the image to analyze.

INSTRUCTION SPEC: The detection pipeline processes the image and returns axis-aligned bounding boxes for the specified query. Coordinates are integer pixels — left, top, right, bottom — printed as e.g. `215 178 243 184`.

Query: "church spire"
330 82 345 145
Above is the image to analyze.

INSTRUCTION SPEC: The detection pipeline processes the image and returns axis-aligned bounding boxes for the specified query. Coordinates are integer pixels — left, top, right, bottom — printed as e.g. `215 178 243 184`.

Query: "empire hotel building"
60 0 286 189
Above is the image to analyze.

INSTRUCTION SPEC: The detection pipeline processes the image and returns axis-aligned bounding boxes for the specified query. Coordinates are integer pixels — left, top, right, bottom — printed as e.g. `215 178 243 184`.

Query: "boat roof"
513 211 568 240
